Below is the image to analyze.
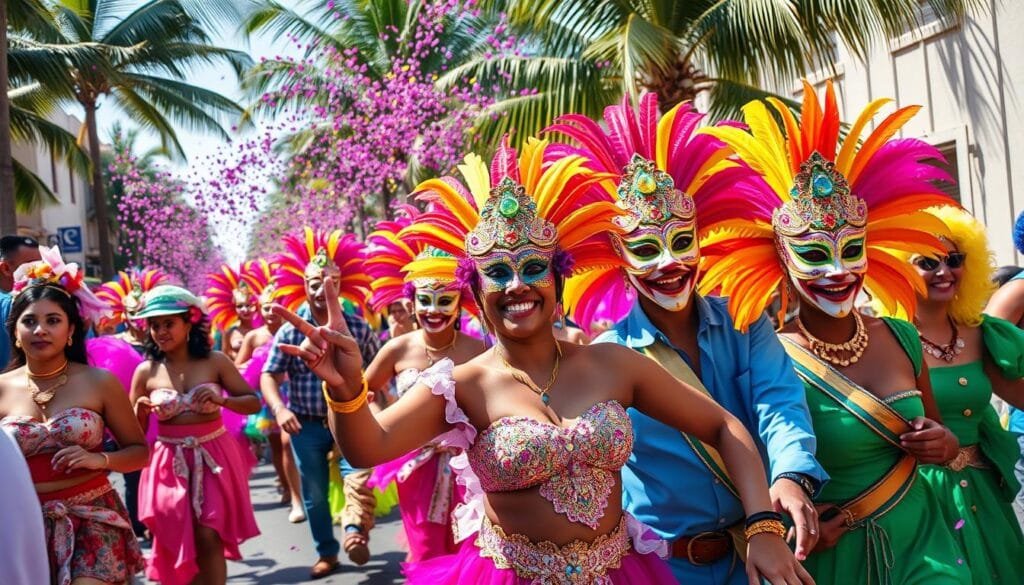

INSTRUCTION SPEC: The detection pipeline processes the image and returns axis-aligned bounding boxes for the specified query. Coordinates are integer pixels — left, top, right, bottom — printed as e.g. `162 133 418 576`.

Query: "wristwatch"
776 472 819 498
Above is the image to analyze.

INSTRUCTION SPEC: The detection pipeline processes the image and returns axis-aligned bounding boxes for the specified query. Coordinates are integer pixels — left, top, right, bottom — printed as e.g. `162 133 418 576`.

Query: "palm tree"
51 0 252 278
451 0 984 146
1 0 72 233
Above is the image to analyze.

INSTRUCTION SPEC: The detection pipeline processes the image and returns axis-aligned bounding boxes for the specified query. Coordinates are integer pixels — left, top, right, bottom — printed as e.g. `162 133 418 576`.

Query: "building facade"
763 0 1023 266
11 109 102 277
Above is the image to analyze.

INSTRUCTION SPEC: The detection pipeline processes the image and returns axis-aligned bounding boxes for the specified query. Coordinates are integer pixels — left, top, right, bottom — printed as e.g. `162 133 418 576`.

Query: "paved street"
226 465 406 584
128 463 407 584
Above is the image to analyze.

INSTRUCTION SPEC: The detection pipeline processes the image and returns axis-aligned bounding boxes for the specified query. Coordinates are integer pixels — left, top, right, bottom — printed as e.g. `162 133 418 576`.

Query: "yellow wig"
871 206 996 326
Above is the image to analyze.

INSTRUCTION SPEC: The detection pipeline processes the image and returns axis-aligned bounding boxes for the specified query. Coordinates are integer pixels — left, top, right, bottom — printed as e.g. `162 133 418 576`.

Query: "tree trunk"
84 101 115 279
0 0 18 234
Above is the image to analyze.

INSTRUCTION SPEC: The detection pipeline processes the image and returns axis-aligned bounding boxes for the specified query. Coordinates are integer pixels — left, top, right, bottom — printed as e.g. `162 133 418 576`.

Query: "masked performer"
261 228 382 578
132 285 261 585
872 205 1024 584
699 81 971 584
0 246 147 585
549 93 827 583
362 207 487 562
272 137 811 584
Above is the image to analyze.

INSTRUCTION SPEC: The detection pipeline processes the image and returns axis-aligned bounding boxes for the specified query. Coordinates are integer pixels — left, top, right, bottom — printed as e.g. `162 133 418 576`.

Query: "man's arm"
262 326 301 433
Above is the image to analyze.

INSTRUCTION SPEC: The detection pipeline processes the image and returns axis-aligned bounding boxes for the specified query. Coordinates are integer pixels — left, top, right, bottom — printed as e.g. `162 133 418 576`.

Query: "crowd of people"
1 81 1023 585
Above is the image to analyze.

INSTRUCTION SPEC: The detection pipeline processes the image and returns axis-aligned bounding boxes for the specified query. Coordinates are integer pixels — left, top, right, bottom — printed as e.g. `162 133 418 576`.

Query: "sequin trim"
881 390 922 405
476 515 630 584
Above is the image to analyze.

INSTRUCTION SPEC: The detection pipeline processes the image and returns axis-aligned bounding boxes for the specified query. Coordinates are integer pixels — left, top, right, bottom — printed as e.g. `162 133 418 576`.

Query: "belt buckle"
686 531 722 566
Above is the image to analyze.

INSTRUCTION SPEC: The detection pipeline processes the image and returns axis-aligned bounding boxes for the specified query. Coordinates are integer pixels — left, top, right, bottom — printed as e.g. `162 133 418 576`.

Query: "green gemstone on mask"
812 172 833 197
636 172 657 194
498 194 520 218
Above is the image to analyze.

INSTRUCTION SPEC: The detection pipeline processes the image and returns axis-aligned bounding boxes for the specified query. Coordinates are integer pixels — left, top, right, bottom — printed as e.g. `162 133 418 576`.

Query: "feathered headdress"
240 258 280 305
545 93 761 331
365 205 474 314
96 267 170 325
401 137 624 289
273 227 370 312
14 246 111 322
205 260 279 332
698 81 954 331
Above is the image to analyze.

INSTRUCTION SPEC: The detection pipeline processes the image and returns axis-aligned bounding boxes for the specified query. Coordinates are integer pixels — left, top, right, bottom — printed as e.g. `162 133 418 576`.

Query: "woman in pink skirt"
363 208 487 561
131 285 261 585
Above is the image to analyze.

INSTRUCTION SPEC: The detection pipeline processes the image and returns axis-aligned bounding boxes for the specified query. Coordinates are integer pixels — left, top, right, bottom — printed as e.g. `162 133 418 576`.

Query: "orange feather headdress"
698 81 955 331
401 137 625 288
96 268 171 326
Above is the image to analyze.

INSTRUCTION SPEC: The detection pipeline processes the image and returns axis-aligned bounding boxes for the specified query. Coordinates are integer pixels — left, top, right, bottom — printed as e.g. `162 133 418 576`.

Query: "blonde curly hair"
871 206 995 326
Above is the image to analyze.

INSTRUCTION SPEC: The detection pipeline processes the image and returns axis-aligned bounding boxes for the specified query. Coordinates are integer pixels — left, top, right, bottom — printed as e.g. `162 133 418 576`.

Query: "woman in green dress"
698 81 973 584
877 205 1024 584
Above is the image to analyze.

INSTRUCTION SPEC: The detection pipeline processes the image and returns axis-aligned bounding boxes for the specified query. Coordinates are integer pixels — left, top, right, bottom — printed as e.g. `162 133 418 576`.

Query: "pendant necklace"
498 342 563 406
28 360 71 407
919 317 964 363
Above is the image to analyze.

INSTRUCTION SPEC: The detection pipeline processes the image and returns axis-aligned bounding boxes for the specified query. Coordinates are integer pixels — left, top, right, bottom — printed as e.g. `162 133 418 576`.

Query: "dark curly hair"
143 313 212 360
4 284 88 371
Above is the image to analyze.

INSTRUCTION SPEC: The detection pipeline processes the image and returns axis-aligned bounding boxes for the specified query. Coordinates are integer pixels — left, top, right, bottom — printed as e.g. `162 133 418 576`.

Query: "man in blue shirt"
0 236 41 369
261 248 381 579
568 102 827 584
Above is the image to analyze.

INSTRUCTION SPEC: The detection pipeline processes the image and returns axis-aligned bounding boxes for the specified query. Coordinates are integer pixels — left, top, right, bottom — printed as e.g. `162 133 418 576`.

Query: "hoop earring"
67 337 72 347
15 338 22 348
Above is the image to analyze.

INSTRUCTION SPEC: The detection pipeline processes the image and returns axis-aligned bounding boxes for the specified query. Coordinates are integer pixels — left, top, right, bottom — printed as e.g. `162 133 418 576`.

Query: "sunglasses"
914 252 966 271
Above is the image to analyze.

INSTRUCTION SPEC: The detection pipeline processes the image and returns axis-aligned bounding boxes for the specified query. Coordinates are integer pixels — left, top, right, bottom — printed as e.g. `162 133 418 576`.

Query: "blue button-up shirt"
263 304 381 417
596 296 826 583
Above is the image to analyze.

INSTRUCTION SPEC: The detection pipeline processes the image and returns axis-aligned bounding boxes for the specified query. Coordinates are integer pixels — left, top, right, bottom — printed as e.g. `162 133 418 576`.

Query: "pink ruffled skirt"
370 446 462 562
139 418 260 585
403 515 676 584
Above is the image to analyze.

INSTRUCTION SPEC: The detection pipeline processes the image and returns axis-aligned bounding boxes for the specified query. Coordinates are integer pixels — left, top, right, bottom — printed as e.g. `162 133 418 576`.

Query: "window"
932 140 961 203
893 1 958 49
69 166 76 204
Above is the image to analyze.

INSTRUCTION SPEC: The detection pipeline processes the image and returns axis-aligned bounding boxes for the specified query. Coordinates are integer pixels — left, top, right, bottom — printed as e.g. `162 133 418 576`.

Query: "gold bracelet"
322 377 369 414
100 453 110 470
744 519 787 541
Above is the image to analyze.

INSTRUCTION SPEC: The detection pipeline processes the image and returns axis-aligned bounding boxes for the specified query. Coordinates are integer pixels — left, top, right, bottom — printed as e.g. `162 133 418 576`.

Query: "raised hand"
271 277 365 398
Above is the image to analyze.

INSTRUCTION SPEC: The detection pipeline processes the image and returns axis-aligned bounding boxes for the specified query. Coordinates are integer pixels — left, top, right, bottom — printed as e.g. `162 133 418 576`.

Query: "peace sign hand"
271 277 365 398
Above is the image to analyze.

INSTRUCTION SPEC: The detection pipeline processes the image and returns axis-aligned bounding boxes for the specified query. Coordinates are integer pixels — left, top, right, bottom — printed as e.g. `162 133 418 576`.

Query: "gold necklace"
498 342 563 406
796 311 869 367
27 361 70 407
423 330 457 366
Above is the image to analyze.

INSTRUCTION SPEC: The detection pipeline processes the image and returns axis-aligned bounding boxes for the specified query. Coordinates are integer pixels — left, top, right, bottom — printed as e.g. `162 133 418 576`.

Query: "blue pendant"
541 393 550 405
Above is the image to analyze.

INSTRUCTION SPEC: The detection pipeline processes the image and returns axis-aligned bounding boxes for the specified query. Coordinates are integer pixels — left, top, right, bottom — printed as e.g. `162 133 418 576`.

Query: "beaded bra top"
150 385 222 421
467 400 634 529
1 407 105 456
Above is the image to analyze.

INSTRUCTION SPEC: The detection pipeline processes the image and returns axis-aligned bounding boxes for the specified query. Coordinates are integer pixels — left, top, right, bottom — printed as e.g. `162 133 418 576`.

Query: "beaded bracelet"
744 519 787 541
744 510 784 528
321 378 369 414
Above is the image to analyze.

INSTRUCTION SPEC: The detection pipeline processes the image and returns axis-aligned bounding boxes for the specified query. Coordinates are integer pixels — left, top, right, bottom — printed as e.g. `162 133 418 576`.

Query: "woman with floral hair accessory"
273 137 810 584
873 205 1024 584
0 245 148 584
362 206 487 562
699 81 971 584
131 284 260 585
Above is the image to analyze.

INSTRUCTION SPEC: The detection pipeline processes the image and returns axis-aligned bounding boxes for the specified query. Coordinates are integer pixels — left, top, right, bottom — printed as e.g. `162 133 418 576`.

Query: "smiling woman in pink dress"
131 285 260 585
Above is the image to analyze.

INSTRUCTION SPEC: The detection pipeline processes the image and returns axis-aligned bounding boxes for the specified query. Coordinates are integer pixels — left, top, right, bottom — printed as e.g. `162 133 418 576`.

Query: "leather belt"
672 530 733 565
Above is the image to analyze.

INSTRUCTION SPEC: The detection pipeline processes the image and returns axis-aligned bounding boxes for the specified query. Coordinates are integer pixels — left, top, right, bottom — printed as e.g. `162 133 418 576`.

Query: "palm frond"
12 160 59 212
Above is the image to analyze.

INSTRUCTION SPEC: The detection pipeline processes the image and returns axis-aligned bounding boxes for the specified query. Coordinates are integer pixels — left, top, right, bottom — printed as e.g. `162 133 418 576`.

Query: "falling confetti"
954 519 965 530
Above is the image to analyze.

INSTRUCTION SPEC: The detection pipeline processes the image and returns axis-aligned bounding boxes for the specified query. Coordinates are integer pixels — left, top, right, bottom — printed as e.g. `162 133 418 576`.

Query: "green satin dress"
798 318 972 585
919 315 1024 584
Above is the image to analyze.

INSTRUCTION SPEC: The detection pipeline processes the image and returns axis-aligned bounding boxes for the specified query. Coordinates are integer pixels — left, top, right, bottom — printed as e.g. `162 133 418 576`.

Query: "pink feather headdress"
545 92 762 332
272 227 371 312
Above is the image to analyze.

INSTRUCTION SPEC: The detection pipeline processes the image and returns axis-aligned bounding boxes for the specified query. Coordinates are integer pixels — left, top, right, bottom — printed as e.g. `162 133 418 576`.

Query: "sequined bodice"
1 407 104 456
468 400 634 528
150 385 222 421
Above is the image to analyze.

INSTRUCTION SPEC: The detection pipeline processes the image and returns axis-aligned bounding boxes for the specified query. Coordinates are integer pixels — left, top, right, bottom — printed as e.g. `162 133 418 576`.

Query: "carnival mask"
476 245 555 294
615 219 699 312
413 284 461 333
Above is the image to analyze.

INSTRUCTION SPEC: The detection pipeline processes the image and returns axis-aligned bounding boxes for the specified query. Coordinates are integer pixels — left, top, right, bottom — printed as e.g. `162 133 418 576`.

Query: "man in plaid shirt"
262 257 381 579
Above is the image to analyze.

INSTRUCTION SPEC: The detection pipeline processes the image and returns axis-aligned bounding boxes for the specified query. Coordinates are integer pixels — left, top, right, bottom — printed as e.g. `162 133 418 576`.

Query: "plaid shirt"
263 304 381 417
